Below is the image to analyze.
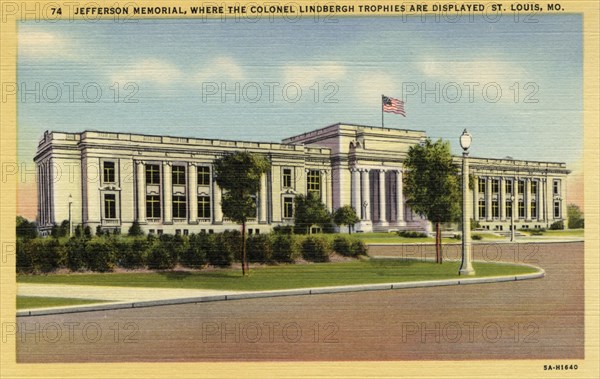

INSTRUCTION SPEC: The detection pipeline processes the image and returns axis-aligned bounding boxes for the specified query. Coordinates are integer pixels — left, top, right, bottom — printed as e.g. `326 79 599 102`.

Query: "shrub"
207 233 234 267
301 236 331 262
271 234 298 263
85 239 116 272
16 239 34 274
128 221 144 237
65 237 88 271
398 230 429 238
37 238 65 273
549 220 565 230
180 233 209 269
147 234 185 269
221 230 242 262
530 230 544 236
147 243 176 270
332 236 353 257
115 237 148 269
272 225 294 235
472 234 483 240
246 234 272 263
351 240 368 257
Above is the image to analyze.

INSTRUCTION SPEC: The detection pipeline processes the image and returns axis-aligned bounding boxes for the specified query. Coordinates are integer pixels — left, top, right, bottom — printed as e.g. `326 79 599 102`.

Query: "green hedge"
271 234 298 263
16 231 368 274
301 236 332 262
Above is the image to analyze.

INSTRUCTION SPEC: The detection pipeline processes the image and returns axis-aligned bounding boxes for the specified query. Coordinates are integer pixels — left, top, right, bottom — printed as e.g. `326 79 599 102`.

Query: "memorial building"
34 123 570 236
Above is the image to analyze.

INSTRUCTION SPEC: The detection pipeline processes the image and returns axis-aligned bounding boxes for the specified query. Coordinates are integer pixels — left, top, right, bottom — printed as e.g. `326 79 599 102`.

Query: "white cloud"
419 57 528 83
110 59 183 86
194 56 245 83
18 31 75 60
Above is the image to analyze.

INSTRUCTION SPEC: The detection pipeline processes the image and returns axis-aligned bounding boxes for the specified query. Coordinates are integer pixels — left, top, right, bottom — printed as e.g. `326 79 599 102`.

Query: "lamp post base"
459 266 475 276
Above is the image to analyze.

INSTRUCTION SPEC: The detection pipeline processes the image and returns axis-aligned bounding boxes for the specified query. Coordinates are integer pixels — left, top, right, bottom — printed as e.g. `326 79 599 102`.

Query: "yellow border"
1 1 598 378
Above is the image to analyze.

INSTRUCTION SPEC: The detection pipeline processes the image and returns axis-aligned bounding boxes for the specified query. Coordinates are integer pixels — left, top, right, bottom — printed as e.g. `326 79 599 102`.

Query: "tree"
403 139 461 263
567 204 584 229
16 216 37 240
213 151 271 276
293 192 332 234
128 221 144 236
333 205 360 234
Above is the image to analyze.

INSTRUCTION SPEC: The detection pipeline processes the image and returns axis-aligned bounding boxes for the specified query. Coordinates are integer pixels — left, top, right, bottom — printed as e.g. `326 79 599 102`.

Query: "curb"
16 266 545 317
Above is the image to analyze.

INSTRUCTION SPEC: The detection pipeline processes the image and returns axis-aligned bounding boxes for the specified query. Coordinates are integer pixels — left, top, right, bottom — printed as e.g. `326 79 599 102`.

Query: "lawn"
17 260 539 292
16 296 111 310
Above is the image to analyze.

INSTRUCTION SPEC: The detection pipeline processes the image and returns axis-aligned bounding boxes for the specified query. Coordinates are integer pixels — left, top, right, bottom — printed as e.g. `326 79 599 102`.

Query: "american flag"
382 95 406 117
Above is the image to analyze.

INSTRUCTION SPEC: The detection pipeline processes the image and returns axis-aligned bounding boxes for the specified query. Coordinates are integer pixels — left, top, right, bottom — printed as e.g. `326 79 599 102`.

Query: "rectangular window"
492 179 499 193
506 201 513 218
197 166 211 186
506 179 513 195
146 195 161 218
172 165 186 185
307 170 321 195
104 194 116 219
282 168 293 188
553 179 560 195
518 200 525 219
198 196 211 219
173 195 187 218
531 181 538 195
478 178 486 193
283 197 294 218
492 200 499 218
554 200 561 218
518 180 525 194
531 201 537 219
103 161 116 183
146 164 160 185
478 200 486 219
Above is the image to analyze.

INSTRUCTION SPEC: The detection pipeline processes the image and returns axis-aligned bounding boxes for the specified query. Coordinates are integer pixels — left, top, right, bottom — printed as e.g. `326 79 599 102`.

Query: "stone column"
395 170 405 224
561 178 567 222
473 176 479 221
542 178 547 223
136 161 146 223
259 172 268 223
213 181 223 224
188 163 198 224
486 177 492 221
361 169 371 221
499 177 506 221
351 168 361 214
535 178 544 221
378 169 387 224
162 162 172 224
525 178 531 221
321 170 331 212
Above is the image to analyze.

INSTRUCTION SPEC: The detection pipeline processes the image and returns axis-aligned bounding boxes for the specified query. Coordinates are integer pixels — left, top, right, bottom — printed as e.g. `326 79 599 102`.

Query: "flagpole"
381 94 384 129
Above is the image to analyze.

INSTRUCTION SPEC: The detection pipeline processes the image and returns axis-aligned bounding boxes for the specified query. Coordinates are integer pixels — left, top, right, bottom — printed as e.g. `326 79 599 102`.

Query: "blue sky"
18 14 582 166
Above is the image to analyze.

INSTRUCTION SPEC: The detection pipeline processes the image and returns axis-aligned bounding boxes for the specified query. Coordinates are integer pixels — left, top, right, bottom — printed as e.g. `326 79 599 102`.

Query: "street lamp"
510 194 515 242
459 129 475 276
68 194 73 237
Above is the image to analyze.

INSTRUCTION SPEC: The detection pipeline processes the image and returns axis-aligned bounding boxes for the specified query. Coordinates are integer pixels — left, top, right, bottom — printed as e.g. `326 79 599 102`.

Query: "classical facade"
34 123 570 236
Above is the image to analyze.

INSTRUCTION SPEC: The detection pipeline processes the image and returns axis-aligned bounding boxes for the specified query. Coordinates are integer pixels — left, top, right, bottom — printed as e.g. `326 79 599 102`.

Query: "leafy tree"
213 151 271 275
403 138 461 263
128 220 144 236
293 192 332 234
567 204 584 229
333 205 360 234
16 216 37 240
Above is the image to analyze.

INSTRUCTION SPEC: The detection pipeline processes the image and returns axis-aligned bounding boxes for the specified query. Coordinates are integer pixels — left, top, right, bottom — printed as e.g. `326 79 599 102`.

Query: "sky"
16 14 584 217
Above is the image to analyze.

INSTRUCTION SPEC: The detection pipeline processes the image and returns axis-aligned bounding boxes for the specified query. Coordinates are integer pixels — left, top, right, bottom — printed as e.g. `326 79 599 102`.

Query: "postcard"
1 1 598 378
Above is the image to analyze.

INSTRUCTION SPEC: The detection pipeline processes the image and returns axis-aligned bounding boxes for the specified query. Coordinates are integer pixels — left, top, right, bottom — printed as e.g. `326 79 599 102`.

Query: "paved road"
16 242 583 362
